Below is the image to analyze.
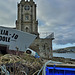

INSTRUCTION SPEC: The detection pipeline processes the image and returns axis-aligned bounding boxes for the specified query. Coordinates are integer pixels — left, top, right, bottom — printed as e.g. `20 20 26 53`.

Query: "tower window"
26 27 29 32
21 15 23 20
25 6 30 10
25 15 29 20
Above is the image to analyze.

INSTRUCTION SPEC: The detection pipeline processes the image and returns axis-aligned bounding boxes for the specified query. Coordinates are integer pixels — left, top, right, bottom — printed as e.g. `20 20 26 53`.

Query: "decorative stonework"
16 0 39 37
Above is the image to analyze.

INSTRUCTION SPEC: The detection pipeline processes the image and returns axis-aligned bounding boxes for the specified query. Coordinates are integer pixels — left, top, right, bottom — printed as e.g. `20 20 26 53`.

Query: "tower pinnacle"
21 0 25 1
21 0 25 2
30 0 33 2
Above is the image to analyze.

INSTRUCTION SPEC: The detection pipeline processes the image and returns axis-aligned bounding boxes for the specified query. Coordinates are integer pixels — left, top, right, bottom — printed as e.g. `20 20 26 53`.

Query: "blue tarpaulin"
46 65 75 75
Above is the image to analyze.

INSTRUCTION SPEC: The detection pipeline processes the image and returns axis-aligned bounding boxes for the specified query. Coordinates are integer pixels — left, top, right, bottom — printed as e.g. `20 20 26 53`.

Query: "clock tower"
16 0 54 58
16 0 39 37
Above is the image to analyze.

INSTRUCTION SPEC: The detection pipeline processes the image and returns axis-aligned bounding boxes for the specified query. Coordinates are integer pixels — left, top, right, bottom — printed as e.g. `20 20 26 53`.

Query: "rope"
32 70 39 75
37 60 62 75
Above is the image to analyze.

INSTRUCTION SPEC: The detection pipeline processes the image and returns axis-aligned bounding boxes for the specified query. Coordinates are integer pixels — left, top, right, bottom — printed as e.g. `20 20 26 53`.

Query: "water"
53 52 75 59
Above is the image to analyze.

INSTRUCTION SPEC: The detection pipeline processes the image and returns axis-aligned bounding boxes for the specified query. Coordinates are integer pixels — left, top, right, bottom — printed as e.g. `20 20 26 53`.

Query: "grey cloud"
37 0 75 44
0 0 75 45
37 0 75 25
0 0 18 26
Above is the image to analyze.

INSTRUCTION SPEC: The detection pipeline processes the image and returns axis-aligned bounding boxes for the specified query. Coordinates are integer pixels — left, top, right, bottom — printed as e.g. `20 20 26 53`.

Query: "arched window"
43 43 48 50
25 15 29 20
26 27 29 32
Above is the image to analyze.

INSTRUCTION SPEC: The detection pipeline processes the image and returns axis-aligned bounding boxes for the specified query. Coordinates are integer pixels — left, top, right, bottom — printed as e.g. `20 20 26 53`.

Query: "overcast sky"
0 0 75 49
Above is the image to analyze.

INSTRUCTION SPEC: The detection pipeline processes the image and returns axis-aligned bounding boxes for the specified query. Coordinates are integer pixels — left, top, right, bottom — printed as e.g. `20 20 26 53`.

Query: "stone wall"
30 38 53 58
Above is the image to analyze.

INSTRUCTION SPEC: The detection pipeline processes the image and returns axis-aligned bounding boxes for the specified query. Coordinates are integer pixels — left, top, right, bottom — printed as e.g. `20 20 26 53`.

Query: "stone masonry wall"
30 38 53 58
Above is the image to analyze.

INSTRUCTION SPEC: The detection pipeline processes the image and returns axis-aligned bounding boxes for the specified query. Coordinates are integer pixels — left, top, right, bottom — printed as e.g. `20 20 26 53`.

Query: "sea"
53 52 75 59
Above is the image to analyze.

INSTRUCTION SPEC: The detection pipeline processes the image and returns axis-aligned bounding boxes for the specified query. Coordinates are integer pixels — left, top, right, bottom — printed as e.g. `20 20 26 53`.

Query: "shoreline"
53 52 75 53
51 57 75 64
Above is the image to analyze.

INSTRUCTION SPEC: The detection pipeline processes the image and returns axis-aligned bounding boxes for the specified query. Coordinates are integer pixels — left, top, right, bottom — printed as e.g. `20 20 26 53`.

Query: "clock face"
25 5 30 10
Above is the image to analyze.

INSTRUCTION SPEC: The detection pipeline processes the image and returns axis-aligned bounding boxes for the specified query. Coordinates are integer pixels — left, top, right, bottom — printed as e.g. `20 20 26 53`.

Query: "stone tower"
16 0 39 37
16 0 54 58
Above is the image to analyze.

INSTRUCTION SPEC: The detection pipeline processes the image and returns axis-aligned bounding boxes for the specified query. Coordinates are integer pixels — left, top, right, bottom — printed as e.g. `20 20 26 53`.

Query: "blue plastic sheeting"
35 53 40 58
46 65 75 75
